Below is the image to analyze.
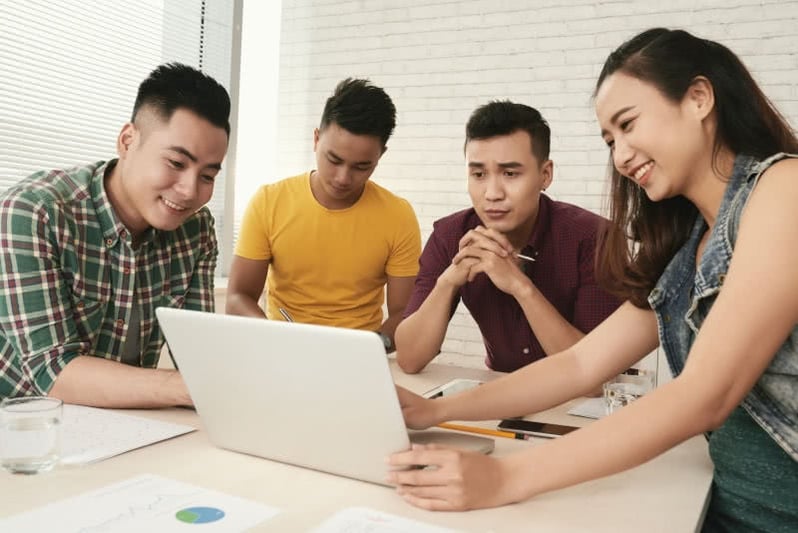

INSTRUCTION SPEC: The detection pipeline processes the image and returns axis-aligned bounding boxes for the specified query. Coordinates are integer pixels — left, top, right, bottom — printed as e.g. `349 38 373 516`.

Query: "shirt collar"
522 193 552 256
89 159 156 250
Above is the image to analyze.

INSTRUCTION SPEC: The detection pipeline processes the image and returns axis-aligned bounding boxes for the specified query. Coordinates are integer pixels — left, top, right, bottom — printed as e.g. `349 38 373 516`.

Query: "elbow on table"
395 353 426 374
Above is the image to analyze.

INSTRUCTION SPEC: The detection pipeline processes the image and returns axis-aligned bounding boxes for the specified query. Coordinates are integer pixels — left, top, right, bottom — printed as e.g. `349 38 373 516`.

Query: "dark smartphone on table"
497 419 579 439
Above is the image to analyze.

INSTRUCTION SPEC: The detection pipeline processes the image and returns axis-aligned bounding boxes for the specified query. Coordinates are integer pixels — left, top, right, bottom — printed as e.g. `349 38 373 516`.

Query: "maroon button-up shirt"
404 195 621 372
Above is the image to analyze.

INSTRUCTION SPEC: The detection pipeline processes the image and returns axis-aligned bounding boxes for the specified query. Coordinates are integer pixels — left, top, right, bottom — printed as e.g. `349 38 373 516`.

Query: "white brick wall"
273 0 798 368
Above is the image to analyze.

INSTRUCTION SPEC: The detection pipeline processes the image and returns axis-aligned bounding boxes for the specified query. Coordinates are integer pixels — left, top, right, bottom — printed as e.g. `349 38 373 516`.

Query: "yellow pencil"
437 422 521 440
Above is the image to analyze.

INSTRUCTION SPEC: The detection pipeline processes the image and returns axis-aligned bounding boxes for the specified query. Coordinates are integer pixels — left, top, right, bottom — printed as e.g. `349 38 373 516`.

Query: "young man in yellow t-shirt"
227 78 421 352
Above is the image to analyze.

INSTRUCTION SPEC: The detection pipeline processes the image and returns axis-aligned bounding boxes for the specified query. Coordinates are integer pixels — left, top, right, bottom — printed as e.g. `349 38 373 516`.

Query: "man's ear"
540 159 554 191
685 76 715 121
313 128 320 151
117 122 137 158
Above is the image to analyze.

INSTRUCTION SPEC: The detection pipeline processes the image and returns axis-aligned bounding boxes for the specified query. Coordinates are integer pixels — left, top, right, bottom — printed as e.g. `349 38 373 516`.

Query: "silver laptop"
156 308 493 486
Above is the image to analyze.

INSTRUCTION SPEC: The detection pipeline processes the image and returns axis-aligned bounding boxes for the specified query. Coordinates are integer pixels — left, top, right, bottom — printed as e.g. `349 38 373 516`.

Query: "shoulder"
362 181 418 221
758 155 798 178
0 162 99 222
745 157 798 210
433 207 477 230
545 196 607 240
365 181 410 207
430 208 478 241
259 172 308 199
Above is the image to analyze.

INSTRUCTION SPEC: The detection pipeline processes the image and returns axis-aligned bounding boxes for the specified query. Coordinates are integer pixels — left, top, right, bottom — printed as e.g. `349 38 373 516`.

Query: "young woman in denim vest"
387 28 798 530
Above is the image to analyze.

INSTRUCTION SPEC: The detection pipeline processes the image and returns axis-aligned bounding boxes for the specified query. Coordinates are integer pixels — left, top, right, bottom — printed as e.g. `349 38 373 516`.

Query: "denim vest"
649 153 798 461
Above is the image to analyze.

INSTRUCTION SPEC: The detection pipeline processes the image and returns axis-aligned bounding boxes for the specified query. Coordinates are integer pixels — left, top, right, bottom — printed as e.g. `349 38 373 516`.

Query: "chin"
642 187 670 203
482 221 515 234
150 215 188 232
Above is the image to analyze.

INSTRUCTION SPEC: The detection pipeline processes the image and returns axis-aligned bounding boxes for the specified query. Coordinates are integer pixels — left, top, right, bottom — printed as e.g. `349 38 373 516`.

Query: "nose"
173 172 198 202
484 175 504 201
612 137 634 176
333 166 352 187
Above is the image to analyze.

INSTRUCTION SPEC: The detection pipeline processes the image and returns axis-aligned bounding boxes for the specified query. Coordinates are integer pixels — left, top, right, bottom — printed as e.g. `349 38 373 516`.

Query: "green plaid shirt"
0 160 217 398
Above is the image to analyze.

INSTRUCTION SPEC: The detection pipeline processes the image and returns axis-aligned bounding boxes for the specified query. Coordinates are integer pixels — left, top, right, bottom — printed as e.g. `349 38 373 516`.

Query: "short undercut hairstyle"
132 62 231 136
465 100 551 162
319 78 396 146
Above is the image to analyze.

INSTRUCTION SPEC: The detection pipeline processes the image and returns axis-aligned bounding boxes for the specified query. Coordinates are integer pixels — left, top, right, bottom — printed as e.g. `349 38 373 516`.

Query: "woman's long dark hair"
594 28 798 308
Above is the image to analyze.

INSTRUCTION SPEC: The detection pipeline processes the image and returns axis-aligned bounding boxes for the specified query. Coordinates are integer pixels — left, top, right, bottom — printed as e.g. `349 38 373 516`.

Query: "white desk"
0 362 713 532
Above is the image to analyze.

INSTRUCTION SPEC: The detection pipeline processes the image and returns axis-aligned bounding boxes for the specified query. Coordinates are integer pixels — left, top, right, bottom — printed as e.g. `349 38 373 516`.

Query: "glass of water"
0 396 62 474
603 371 655 415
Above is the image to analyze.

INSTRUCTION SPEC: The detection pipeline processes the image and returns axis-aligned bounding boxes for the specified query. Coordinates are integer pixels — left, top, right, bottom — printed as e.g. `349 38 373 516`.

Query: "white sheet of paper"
61 405 196 464
567 397 607 419
0 474 280 532
312 507 458 533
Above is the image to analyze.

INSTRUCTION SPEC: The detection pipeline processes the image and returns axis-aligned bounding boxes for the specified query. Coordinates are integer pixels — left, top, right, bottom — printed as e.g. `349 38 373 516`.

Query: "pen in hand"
514 252 536 263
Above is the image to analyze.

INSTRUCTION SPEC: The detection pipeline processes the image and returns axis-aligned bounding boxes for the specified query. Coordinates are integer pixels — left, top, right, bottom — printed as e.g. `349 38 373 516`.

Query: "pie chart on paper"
175 506 226 524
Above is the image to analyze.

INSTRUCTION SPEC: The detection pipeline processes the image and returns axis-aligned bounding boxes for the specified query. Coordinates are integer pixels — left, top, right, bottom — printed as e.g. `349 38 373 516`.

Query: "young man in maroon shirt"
395 101 620 373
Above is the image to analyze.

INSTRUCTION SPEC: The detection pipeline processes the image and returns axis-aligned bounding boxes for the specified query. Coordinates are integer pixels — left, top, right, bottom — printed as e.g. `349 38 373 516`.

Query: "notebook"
156 308 493 486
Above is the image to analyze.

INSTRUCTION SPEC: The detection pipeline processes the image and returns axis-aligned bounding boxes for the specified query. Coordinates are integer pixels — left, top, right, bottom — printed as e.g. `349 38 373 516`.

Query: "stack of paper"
61 405 196 464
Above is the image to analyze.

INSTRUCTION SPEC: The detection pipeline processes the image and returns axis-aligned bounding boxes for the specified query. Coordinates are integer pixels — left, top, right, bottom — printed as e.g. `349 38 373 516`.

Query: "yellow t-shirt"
235 172 421 331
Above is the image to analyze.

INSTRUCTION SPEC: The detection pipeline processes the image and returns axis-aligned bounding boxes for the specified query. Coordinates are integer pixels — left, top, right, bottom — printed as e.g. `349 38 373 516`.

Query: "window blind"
0 0 235 271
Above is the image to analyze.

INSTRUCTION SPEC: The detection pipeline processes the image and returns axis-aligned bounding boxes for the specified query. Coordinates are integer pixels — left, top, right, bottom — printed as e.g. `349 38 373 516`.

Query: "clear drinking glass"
603 371 655 415
0 396 62 474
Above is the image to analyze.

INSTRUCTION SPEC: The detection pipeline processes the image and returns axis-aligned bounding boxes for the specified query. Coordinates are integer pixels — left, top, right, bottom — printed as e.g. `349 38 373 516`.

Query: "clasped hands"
440 225 529 296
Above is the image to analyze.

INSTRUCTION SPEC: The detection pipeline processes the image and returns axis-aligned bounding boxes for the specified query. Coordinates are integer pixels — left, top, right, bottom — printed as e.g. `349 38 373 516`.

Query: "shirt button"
106 238 113 246
522 348 530 354
76 301 85 310
116 319 125 328
123 267 130 275
120 229 127 238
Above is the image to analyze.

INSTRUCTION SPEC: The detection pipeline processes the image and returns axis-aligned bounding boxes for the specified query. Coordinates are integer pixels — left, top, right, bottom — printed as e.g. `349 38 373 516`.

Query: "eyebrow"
327 149 373 166
600 105 635 137
467 161 523 168
167 146 222 170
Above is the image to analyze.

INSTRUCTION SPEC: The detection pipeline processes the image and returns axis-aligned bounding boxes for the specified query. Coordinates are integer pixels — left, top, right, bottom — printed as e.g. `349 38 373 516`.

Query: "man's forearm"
394 280 459 374
225 293 268 319
514 280 586 355
379 312 403 351
48 356 191 408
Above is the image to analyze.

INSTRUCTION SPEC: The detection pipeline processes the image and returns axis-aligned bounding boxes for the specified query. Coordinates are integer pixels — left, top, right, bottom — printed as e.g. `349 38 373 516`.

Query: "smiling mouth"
161 197 188 211
631 161 654 183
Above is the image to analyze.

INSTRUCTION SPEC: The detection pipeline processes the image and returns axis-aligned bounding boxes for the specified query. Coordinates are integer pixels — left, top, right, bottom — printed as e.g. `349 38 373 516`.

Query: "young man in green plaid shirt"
0 64 230 407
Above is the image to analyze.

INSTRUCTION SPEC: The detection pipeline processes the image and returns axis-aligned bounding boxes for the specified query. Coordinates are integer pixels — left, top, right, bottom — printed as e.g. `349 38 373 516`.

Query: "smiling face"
107 107 228 239
595 72 715 202
311 122 385 209
466 130 553 247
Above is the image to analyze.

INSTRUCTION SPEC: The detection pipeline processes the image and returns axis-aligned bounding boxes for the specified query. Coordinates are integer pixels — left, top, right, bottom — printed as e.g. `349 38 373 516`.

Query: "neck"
308 170 363 209
104 163 148 242
683 148 736 229
505 211 538 250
